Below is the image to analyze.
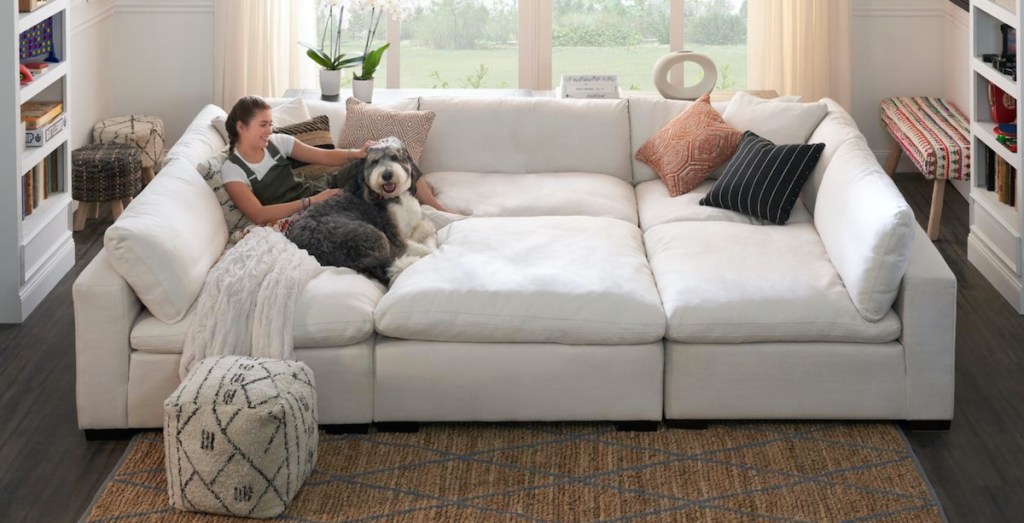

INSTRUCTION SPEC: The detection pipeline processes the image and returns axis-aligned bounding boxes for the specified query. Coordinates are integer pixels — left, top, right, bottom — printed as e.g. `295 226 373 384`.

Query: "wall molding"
944 2 969 31
853 6 946 18
71 3 115 35
115 0 213 14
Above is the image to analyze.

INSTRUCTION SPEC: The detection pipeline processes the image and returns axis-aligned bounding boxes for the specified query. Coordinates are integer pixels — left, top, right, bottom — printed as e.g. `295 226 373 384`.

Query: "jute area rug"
83 422 945 522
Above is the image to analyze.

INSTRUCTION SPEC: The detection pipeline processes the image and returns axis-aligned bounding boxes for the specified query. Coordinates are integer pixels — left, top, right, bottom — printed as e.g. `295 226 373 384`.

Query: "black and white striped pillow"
700 131 825 225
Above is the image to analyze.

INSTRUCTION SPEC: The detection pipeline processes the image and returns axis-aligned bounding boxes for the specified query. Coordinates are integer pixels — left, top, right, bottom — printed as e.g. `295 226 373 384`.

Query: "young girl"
222 96 449 225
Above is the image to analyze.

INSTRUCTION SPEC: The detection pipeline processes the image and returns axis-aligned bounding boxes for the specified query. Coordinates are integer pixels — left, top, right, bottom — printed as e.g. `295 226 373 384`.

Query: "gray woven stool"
72 142 142 231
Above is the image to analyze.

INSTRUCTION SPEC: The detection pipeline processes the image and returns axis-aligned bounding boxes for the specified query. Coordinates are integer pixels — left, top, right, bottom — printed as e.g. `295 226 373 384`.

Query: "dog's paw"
404 240 434 258
387 254 422 283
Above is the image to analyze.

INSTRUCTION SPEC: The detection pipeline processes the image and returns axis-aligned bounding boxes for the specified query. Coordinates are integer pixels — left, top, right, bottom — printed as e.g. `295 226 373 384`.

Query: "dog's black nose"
382 171 393 182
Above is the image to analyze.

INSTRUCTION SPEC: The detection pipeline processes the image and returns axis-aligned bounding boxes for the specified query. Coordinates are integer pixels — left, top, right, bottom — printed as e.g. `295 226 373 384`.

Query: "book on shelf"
986 147 997 191
25 113 65 147
23 173 33 218
21 101 62 130
47 149 59 193
33 162 45 208
995 156 1013 205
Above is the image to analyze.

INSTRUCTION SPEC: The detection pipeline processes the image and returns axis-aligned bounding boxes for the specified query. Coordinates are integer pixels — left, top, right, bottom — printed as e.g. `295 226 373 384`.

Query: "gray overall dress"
226 141 318 205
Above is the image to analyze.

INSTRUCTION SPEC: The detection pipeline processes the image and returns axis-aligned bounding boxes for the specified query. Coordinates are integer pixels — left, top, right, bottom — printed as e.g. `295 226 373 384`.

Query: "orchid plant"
350 0 411 81
300 1 364 71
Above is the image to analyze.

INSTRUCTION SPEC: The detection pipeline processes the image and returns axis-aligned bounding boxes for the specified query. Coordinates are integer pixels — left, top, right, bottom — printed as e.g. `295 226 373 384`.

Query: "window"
682 0 746 91
399 0 518 89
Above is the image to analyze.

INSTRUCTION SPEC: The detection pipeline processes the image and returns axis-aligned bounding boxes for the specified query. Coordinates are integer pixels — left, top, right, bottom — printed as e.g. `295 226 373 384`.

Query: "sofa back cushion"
103 158 228 323
417 97 633 181
164 104 228 169
800 98 864 214
814 138 916 322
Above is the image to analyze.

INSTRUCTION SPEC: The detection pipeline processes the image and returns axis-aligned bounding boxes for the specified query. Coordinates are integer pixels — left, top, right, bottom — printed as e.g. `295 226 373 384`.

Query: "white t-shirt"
221 134 297 188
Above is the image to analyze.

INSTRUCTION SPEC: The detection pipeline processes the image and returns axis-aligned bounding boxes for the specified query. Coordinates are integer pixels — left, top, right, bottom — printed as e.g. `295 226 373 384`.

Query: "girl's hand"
352 140 376 159
311 188 342 204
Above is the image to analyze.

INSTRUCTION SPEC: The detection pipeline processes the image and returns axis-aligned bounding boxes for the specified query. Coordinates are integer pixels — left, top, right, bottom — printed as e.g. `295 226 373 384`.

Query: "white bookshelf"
1 0 74 323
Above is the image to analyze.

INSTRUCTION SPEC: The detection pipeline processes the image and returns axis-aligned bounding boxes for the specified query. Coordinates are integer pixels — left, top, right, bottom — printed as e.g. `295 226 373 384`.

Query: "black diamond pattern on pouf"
163 356 318 518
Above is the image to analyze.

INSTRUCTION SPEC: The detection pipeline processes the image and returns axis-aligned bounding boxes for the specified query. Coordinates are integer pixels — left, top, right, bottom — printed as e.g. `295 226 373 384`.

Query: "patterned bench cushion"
880 97 970 181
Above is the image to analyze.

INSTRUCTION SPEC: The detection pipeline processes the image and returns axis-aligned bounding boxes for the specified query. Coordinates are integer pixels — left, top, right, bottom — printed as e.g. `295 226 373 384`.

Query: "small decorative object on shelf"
559 75 620 99
652 51 717 100
18 64 33 85
21 100 62 129
25 112 66 147
18 0 48 13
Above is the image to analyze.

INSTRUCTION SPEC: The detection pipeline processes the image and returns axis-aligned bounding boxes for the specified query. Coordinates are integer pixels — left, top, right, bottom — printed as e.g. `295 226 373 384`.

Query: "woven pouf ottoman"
71 143 141 231
93 115 165 185
164 356 318 518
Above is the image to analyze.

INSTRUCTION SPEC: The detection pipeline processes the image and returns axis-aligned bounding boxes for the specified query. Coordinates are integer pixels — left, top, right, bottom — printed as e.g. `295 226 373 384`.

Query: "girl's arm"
290 139 373 166
416 178 455 214
224 181 340 225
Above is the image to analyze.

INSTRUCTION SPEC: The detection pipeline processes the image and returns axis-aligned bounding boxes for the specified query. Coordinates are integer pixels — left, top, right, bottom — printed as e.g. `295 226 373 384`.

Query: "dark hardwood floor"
1 174 1022 522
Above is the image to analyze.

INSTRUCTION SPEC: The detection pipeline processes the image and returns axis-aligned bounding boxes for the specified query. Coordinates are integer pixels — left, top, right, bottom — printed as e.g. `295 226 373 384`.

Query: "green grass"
395 43 747 91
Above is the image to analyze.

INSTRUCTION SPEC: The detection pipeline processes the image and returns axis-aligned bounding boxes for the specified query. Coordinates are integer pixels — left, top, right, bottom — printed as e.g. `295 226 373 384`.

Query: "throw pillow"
722 91 828 145
700 131 825 225
196 149 253 234
274 115 337 183
338 97 436 163
634 93 743 197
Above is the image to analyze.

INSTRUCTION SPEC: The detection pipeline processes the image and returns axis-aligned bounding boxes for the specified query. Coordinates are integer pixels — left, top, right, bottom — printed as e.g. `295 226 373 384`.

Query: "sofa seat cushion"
635 179 812 231
645 221 902 343
130 267 385 353
374 216 667 344
424 171 638 225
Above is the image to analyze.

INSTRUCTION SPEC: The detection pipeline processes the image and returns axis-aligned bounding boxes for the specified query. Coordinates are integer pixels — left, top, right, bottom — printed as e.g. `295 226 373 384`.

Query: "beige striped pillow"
338 97 436 163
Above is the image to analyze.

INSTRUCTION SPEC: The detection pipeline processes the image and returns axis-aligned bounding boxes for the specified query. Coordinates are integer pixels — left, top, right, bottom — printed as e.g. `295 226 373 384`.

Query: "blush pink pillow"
635 94 743 196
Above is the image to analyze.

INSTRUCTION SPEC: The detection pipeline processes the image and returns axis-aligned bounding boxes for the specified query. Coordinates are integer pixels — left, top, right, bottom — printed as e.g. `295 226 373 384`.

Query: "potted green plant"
350 3 393 103
300 1 363 97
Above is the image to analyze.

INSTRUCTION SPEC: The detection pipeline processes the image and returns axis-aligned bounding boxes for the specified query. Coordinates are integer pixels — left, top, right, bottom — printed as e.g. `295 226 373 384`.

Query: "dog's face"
359 137 420 200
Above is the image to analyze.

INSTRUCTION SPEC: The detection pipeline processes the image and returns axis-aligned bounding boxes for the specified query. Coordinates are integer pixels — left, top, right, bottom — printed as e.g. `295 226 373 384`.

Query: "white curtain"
214 0 318 109
747 0 852 109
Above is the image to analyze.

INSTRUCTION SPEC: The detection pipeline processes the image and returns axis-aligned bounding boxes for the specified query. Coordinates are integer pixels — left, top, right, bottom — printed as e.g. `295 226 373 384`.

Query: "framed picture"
1003 24 1017 56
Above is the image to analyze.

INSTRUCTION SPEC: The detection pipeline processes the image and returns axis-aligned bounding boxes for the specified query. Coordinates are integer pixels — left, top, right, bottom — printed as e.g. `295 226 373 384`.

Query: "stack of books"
22 150 61 218
21 100 65 148
558 75 620 99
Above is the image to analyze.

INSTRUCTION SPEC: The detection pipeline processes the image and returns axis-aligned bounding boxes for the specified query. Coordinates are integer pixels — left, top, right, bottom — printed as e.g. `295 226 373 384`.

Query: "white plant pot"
352 79 374 103
319 69 342 97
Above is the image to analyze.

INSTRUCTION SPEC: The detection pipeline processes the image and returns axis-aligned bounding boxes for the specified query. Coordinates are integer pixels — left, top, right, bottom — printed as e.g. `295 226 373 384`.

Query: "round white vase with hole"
652 51 717 100
352 79 374 103
319 69 342 97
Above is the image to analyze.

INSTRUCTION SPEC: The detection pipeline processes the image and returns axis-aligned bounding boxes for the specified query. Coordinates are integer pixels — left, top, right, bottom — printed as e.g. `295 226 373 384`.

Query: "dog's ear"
406 152 423 196
332 159 364 193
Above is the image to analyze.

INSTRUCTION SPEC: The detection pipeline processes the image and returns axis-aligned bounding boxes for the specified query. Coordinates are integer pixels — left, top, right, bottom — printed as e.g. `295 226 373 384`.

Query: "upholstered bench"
71 142 141 231
93 115 165 185
880 97 970 240
164 356 318 518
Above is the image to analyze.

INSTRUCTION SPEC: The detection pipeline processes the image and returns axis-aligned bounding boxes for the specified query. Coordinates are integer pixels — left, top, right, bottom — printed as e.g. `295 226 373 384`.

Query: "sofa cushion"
634 93 743 197
104 159 228 323
424 171 638 225
722 91 828 145
130 267 385 352
418 97 633 181
164 104 227 169
645 221 902 343
700 131 825 225
338 97 436 163
800 98 865 215
374 216 666 344
635 179 812 231
814 139 916 322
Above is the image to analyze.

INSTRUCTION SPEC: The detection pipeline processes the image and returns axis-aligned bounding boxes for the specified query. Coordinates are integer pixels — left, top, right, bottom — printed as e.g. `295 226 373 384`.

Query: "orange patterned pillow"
635 94 743 197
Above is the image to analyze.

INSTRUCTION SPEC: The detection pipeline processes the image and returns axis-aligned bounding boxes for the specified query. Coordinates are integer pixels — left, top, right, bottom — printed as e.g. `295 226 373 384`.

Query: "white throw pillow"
813 139 916 322
104 159 229 323
723 91 827 144
211 97 312 142
196 149 253 235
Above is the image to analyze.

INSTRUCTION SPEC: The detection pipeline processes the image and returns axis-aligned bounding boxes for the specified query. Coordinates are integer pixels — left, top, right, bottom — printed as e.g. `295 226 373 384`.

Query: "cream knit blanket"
179 227 323 379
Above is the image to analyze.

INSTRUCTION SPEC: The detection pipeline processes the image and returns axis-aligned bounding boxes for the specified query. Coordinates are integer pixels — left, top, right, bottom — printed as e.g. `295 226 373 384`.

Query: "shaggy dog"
286 137 436 284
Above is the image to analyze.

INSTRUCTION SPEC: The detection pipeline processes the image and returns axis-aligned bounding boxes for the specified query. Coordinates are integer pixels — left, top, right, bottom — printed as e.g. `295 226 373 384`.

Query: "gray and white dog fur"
285 137 436 284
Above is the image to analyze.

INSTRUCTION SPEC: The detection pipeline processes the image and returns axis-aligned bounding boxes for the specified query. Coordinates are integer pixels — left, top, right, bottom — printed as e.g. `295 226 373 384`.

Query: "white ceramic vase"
319 69 342 97
652 51 717 100
352 78 374 103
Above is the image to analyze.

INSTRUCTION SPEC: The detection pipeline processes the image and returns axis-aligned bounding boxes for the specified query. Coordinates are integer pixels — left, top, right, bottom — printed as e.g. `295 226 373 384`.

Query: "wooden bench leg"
142 167 155 186
87 201 100 219
927 179 946 241
73 201 88 232
110 200 125 221
884 140 903 177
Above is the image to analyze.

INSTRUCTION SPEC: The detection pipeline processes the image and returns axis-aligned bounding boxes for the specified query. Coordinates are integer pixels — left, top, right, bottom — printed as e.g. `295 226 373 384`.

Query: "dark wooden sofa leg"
322 424 370 435
665 419 710 430
904 420 952 431
615 421 659 432
376 422 420 433
83 429 135 441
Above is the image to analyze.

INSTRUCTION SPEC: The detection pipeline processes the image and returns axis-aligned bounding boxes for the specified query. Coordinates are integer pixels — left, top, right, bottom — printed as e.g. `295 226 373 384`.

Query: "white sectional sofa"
73 94 956 435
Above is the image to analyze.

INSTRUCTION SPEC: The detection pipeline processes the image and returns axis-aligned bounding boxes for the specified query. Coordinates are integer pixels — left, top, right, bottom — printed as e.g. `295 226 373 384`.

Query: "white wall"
70 0 115 150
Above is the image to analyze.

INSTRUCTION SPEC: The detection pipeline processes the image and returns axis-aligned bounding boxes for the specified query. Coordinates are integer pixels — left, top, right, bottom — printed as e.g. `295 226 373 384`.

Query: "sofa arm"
73 248 143 429
895 226 956 421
